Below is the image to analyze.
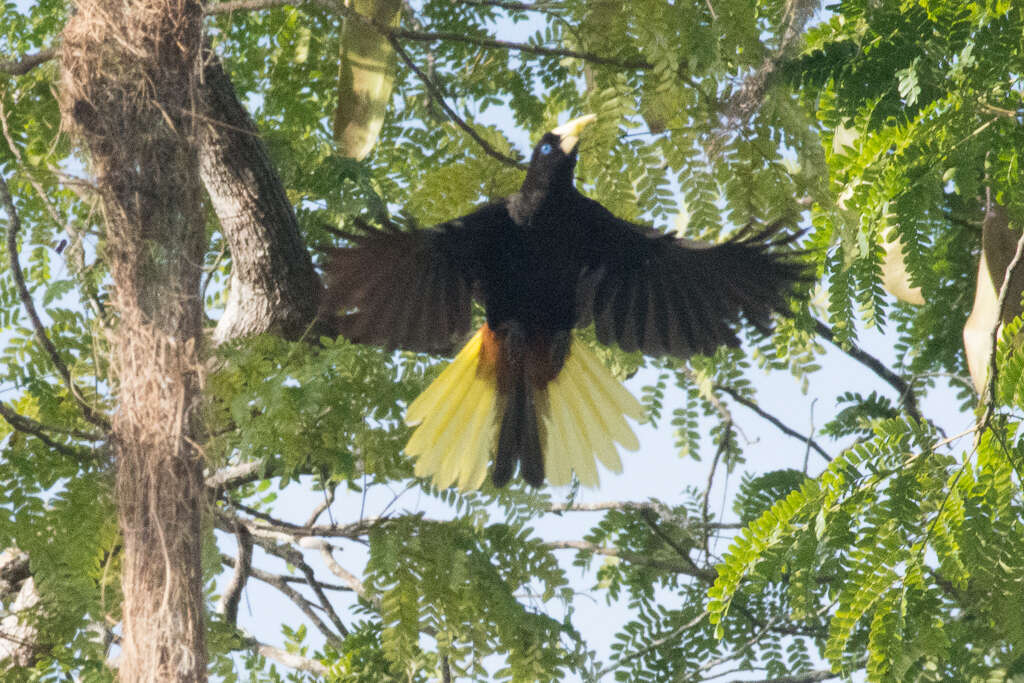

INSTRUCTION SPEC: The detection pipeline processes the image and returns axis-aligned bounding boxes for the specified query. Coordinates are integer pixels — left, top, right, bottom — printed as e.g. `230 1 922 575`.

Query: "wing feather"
575 199 810 358
322 204 512 353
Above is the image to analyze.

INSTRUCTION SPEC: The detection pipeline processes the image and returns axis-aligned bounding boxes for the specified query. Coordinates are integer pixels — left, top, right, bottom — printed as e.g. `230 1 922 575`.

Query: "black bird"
322 115 808 490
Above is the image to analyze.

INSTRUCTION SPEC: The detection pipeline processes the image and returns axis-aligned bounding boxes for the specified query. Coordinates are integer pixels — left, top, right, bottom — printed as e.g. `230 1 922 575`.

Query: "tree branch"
221 553 353 593
0 172 109 430
212 508 347 644
979 203 1024 430
0 48 56 76
205 461 264 490
217 524 252 626
206 0 650 69
545 540 715 580
700 436 729 556
300 538 379 607
0 402 101 463
452 0 563 13
714 384 832 463
388 36 524 168
594 609 708 680
813 318 922 422
637 508 717 581
241 637 329 675
726 670 837 683
304 485 336 527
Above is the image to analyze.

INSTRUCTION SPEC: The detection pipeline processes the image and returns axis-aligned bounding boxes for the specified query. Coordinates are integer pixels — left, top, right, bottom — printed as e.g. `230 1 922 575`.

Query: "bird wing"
574 197 808 358
321 203 510 354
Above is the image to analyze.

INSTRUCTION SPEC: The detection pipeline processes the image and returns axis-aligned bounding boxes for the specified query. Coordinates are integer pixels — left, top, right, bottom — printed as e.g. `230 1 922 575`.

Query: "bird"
321 114 809 490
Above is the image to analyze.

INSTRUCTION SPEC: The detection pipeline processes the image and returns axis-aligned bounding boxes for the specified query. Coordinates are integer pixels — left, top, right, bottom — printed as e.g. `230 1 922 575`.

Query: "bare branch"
0 173 109 430
300 538 378 607
725 670 838 683
545 540 715 580
242 637 330 675
217 524 252 626
206 0 650 69
0 402 101 463
594 609 708 680
701 436 728 556
637 508 717 582
546 500 743 529
304 485 336 527
452 0 562 12
714 384 832 463
980 202 1024 427
814 318 922 422
0 48 56 76
205 461 264 490
388 37 524 168
221 553 353 593
212 508 347 644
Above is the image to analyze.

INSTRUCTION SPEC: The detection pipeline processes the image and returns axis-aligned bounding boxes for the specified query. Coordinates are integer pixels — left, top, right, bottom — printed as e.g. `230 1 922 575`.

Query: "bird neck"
509 182 574 224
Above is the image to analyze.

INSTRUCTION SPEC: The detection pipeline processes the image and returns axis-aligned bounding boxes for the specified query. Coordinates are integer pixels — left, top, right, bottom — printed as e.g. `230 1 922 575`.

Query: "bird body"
323 115 808 489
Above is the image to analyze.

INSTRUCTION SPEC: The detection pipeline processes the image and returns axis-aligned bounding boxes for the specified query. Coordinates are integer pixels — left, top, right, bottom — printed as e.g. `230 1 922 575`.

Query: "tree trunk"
199 51 325 344
60 0 208 679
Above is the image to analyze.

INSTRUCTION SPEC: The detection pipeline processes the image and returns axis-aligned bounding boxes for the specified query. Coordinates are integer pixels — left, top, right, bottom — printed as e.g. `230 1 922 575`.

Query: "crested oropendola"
322 115 809 490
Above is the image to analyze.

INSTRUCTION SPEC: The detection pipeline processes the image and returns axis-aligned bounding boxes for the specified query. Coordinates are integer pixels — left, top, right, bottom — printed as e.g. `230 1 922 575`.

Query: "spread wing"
321 203 510 353
574 197 809 358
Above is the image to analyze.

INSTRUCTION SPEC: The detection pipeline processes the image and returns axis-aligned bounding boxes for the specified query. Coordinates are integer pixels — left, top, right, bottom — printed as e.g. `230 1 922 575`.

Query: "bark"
60 0 208 679
0 549 38 670
199 51 325 344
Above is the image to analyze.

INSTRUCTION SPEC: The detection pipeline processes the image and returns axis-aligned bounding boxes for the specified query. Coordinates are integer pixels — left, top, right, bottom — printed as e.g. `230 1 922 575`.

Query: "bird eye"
539 143 552 155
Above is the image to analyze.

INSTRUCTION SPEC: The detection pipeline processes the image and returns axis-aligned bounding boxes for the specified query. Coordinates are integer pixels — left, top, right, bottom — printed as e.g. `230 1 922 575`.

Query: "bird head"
521 114 596 195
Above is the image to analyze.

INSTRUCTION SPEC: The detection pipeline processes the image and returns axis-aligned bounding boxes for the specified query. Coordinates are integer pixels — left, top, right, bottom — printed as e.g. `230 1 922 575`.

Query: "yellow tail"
405 328 644 490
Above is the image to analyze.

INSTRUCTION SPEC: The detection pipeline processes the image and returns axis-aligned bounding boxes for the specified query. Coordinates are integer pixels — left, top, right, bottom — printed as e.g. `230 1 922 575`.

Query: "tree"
0 0 1023 681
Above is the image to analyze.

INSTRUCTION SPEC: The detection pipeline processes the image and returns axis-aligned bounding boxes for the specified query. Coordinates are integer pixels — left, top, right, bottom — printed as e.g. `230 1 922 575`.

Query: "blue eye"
539 143 552 155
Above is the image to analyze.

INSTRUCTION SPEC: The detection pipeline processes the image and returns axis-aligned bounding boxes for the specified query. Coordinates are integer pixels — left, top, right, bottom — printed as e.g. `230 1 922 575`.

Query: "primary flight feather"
322 115 808 489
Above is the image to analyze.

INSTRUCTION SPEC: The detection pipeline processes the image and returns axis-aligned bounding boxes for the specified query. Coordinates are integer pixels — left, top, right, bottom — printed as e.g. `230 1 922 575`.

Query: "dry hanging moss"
60 0 209 679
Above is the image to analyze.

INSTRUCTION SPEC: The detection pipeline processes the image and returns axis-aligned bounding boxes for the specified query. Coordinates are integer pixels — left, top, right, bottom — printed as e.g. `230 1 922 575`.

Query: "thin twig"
0 172 109 430
593 610 708 680
0 99 107 324
212 509 347 644
206 0 650 70
814 318 922 423
218 506 351 637
725 670 838 683
545 539 715 580
638 508 716 581
241 637 329 675
304 484 336 527
297 558 350 638
701 436 729 557
546 500 742 529
301 538 378 606
388 36 524 168
221 553 353 593
452 0 562 13
715 384 832 463
697 613 784 673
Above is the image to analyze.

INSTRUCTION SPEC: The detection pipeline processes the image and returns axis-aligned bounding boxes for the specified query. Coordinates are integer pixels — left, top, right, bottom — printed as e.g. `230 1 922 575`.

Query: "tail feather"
541 338 642 487
405 328 643 490
494 377 544 487
406 329 497 490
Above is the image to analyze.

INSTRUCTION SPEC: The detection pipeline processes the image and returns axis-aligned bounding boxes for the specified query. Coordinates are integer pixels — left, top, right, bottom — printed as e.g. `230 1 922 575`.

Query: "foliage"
2 0 1024 681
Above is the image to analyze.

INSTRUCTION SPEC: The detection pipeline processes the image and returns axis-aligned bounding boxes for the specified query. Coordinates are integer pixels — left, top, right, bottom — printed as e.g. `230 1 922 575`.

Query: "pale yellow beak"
551 114 597 155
